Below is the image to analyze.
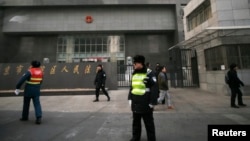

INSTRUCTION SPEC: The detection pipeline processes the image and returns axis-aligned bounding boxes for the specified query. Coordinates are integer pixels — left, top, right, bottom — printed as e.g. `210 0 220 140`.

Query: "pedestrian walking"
154 62 165 104
227 63 247 108
157 66 173 109
155 63 160 73
93 64 110 102
15 60 43 124
128 55 157 141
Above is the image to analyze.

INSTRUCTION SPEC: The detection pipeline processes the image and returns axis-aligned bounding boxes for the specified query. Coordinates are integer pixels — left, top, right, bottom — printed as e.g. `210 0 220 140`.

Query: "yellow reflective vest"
131 73 147 95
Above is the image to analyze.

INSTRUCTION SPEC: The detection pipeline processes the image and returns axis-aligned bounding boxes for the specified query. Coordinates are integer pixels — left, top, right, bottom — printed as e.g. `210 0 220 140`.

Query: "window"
96 44 102 52
240 45 250 68
80 45 85 52
103 44 107 52
74 45 79 52
187 0 212 31
119 36 125 52
227 45 250 69
86 44 91 53
205 46 226 70
205 45 250 70
56 37 67 62
57 35 125 62
57 37 67 53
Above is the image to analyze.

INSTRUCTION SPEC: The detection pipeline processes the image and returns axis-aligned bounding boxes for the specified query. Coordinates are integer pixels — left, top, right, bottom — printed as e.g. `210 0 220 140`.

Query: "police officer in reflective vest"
15 60 43 124
128 55 157 141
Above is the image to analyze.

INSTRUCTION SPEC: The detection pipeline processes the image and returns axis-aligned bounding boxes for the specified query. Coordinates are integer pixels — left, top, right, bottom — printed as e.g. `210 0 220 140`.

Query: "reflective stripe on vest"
26 68 43 85
131 73 147 95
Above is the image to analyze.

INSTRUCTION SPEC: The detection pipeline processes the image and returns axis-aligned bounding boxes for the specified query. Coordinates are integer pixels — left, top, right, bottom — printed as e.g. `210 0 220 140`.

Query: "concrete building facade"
0 0 189 66
0 0 190 90
176 0 250 95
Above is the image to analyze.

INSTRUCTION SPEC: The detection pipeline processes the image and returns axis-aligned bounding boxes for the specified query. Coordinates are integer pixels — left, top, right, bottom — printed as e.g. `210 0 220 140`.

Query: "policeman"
15 60 43 124
93 64 110 102
128 55 157 141
146 62 158 105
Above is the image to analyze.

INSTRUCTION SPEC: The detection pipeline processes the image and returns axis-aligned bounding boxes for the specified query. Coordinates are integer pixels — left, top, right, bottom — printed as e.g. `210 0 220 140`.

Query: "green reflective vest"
131 73 147 95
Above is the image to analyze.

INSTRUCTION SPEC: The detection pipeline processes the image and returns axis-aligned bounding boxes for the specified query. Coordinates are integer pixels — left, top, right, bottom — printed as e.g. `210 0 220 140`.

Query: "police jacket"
128 66 157 113
16 68 43 97
94 69 107 88
227 69 244 88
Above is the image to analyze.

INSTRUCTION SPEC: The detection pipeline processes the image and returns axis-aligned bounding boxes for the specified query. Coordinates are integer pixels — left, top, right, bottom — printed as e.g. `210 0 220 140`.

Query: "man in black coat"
93 64 110 102
227 63 247 108
128 55 157 141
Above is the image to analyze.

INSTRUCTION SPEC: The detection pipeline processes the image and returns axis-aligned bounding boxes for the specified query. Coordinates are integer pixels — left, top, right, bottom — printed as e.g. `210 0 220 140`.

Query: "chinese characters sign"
0 63 116 90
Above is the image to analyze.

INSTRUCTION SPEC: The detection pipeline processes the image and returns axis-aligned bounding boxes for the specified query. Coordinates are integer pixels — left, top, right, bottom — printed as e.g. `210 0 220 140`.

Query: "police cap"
31 60 41 68
133 55 145 64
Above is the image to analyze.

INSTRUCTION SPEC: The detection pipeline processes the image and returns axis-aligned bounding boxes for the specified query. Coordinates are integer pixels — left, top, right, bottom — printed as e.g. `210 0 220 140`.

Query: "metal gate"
169 48 199 87
117 65 133 87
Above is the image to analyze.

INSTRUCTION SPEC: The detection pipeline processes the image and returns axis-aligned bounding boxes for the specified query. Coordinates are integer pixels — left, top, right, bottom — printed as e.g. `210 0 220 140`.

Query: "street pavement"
0 88 250 141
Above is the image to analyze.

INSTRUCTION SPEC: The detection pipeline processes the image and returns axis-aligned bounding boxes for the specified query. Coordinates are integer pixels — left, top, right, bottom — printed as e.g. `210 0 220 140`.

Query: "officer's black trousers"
22 96 42 119
132 112 156 141
95 85 109 100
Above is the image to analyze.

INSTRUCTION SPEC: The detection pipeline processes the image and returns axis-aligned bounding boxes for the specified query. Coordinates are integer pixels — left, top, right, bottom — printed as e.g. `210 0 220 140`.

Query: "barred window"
187 0 212 31
227 45 250 69
56 37 67 62
205 46 226 70
57 37 67 53
205 45 250 70
57 35 125 63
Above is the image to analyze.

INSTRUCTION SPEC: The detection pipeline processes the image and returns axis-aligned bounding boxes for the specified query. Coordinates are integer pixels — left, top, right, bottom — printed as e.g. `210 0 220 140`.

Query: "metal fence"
169 48 199 88
117 65 133 87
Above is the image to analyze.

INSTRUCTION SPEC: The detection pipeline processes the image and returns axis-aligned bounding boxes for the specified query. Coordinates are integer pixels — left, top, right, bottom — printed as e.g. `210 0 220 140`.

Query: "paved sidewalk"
0 88 250 141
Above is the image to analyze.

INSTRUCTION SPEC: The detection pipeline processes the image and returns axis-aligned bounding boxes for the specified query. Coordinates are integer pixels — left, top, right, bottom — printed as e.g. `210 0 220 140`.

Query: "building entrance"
169 48 199 88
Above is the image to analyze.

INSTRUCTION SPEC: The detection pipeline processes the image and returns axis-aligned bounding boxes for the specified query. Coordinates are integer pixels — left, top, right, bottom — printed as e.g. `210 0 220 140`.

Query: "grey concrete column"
66 36 74 63
175 2 185 43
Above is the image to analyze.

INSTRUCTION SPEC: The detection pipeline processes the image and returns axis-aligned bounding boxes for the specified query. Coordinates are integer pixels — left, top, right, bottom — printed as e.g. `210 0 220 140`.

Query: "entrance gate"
169 48 199 88
117 65 133 87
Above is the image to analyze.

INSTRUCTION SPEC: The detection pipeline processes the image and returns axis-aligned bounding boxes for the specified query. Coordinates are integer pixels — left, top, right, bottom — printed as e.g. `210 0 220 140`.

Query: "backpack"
225 72 230 84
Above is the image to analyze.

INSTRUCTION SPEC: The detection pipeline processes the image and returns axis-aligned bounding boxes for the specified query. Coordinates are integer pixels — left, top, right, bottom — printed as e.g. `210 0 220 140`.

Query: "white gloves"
149 104 154 108
14 89 20 95
129 100 132 106
128 100 154 109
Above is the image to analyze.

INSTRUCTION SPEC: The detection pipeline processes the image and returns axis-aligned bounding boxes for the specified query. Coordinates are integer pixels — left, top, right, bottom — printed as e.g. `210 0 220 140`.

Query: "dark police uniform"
93 64 110 102
16 61 43 124
128 55 157 141
227 63 246 108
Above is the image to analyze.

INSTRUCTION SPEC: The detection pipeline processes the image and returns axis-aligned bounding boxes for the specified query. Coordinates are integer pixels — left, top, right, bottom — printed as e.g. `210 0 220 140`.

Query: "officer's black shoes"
36 118 41 124
231 105 239 108
20 117 41 124
20 118 28 121
239 104 247 107
93 99 99 102
107 97 110 101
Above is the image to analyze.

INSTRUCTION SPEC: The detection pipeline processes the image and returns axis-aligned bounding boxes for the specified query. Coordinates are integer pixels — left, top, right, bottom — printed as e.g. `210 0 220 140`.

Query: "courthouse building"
0 0 190 90
170 0 250 95
0 0 189 65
